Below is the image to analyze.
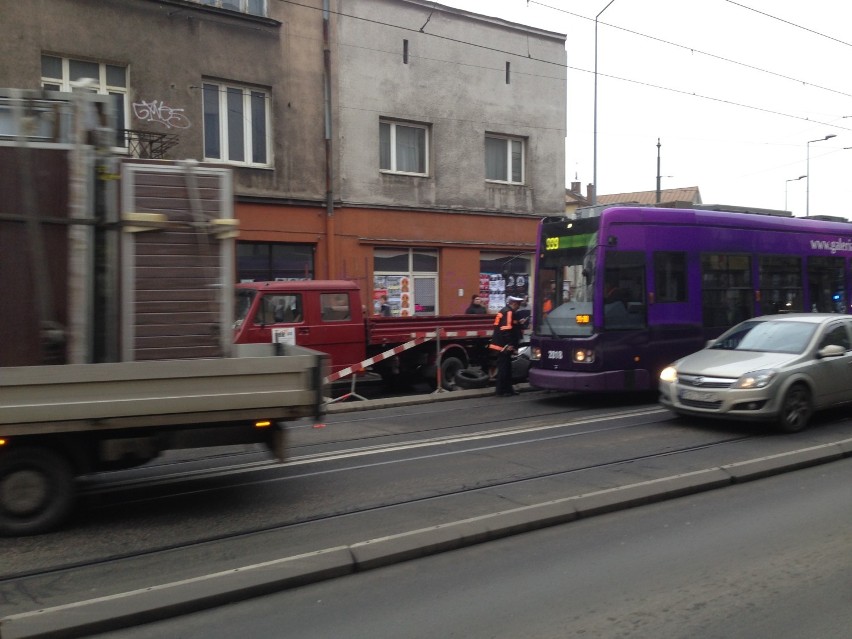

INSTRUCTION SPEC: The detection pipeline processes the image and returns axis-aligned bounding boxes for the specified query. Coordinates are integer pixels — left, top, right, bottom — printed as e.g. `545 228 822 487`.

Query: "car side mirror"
817 344 846 358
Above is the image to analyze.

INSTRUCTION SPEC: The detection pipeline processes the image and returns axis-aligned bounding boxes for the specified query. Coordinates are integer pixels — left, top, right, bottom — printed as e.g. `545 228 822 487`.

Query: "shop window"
479 252 530 312
373 248 437 316
237 242 314 282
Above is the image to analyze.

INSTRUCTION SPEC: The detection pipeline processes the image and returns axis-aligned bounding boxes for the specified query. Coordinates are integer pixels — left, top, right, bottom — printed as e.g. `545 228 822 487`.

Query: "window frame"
203 81 272 168
40 55 128 147
379 120 430 177
194 0 267 16
485 134 525 185
373 248 439 316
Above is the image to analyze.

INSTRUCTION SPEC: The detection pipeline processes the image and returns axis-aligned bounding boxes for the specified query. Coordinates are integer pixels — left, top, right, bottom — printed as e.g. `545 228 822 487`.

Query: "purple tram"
528 206 852 392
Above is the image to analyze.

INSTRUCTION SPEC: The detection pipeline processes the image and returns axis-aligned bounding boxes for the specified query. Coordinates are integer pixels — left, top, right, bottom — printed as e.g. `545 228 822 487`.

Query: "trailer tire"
0 447 76 536
454 367 490 390
440 356 465 390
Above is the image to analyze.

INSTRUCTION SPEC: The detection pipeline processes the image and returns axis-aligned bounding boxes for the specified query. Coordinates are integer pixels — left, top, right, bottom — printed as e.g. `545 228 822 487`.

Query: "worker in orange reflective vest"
489 295 526 396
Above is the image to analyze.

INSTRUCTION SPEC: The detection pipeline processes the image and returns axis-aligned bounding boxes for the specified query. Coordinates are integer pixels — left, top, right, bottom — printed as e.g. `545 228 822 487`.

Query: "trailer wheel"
454 367 490 390
439 356 465 390
0 447 76 536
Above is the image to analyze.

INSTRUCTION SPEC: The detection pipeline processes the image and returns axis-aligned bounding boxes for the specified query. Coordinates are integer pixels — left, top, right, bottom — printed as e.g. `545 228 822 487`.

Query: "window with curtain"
380 120 429 175
203 81 271 166
485 134 524 184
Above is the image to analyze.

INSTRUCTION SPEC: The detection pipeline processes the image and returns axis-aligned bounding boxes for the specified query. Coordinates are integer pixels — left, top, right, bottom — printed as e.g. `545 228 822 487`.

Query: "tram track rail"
1 403 758 583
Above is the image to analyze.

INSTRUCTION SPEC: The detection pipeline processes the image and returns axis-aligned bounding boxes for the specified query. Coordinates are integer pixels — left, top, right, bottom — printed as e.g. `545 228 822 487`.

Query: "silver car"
659 314 852 432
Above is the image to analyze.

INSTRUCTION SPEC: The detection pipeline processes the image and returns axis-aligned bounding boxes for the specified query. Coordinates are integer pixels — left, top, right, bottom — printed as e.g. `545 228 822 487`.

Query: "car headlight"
734 369 777 389
659 366 678 383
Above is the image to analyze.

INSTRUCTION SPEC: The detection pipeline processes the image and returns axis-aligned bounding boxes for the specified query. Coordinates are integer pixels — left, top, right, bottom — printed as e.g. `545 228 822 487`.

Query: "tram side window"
807 256 846 313
701 254 752 328
654 251 687 302
603 250 646 329
760 255 802 314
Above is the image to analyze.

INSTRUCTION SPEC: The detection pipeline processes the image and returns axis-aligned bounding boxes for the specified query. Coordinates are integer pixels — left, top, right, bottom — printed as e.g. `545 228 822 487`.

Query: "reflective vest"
489 305 517 351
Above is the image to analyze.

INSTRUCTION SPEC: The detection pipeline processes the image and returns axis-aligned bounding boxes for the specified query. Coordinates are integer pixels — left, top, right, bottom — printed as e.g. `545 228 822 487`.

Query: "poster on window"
373 275 409 316
479 272 529 311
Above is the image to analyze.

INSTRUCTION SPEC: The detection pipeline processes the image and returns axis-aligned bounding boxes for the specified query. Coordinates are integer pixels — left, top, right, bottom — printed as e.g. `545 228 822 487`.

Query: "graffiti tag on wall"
132 99 191 129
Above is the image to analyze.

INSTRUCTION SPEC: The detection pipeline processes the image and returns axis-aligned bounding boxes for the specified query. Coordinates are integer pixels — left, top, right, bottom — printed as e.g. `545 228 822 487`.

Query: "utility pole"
655 138 661 204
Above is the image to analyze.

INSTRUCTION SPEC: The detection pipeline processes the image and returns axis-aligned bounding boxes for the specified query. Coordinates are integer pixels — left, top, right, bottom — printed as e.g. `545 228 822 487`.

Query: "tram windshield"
536 218 598 337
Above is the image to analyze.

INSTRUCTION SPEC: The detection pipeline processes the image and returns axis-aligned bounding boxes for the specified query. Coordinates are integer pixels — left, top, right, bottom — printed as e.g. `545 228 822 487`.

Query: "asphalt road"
90 457 852 639
1 387 850 639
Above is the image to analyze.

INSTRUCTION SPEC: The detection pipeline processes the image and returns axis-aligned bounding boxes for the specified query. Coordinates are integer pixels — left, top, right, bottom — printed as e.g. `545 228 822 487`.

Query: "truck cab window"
321 293 351 321
258 294 303 324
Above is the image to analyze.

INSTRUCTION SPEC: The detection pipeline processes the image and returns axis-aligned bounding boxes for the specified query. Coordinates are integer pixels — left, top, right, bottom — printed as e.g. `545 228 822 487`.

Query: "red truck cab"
235 280 368 375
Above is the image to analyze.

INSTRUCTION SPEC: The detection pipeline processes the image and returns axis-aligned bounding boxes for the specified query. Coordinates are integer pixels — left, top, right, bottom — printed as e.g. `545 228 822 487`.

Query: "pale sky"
438 0 852 218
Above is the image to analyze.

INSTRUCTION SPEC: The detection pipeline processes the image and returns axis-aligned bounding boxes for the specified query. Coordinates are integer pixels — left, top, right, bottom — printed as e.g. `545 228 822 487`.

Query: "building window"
373 248 438 316
380 120 428 176
485 134 524 184
203 82 270 167
237 242 314 282
40 55 127 146
195 0 267 16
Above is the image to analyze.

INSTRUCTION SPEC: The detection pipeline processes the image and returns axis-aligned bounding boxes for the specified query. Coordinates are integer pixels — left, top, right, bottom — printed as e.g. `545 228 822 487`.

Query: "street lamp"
592 0 616 205
785 175 806 212
806 134 836 217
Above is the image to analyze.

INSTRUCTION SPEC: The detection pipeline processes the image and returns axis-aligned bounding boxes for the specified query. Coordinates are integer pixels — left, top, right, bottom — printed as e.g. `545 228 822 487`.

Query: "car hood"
676 349 799 378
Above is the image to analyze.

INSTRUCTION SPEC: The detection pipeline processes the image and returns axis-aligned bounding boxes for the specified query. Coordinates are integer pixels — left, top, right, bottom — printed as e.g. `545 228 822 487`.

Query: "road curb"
3 437 850 639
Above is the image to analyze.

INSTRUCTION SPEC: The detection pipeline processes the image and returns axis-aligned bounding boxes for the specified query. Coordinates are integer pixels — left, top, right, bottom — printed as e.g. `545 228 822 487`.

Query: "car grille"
679 397 723 410
677 374 734 389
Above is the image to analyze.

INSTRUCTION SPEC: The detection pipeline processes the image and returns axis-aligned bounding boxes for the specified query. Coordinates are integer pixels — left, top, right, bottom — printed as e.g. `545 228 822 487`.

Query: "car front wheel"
776 383 813 433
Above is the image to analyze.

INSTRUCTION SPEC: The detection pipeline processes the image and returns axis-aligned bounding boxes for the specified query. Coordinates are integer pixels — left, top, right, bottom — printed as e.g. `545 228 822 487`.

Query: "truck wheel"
0 447 76 536
440 356 464 390
454 367 490 390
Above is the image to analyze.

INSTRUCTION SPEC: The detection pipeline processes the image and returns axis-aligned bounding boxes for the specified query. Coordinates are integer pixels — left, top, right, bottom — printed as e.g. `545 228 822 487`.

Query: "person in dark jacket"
465 294 487 314
489 295 526 396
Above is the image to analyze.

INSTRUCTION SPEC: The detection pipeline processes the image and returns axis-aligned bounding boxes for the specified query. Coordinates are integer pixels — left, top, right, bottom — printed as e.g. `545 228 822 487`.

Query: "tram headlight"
659 366 678 383
573 348 595 364
529 346 541 361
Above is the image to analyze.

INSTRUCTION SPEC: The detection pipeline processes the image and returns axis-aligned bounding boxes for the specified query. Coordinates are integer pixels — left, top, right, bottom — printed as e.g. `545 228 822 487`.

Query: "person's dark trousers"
495 349 514 395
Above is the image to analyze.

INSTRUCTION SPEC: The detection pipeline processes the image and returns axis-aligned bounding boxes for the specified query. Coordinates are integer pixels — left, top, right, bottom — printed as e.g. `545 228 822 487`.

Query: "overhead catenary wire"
271 0 852 133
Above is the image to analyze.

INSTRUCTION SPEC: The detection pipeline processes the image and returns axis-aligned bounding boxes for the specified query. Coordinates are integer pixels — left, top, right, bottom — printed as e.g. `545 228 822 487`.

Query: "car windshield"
710 320 817 354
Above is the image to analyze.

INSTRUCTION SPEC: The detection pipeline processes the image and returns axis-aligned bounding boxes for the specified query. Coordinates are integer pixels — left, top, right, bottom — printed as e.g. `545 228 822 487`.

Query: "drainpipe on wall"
323 0 335 278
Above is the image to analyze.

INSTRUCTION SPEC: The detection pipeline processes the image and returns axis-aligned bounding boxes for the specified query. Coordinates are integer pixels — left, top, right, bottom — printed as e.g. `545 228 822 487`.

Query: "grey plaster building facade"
0 0 567 314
